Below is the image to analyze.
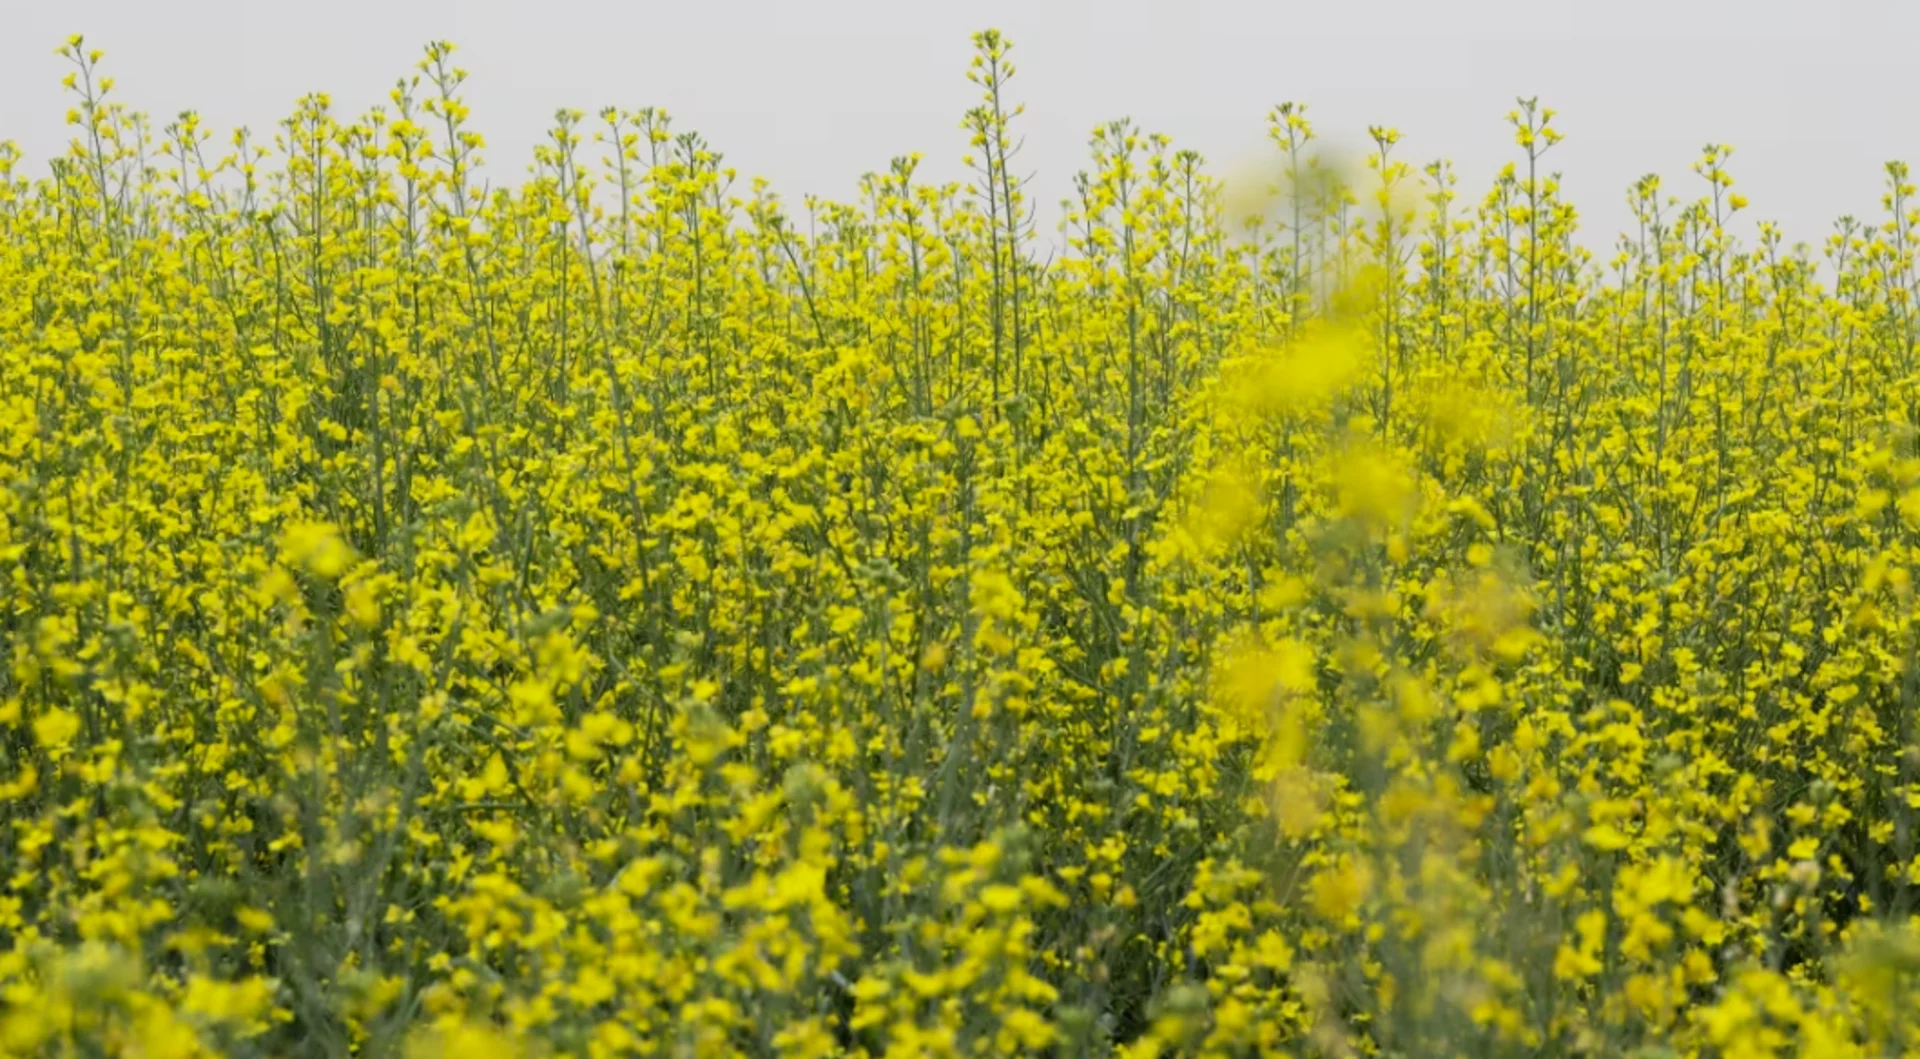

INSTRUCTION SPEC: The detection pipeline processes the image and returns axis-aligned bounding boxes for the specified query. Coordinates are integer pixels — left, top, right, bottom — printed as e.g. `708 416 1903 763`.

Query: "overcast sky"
2 0 1913 257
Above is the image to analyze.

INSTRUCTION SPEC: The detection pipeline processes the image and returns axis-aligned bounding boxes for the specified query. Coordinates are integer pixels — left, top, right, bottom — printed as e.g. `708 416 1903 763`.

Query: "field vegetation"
4 29 1920 1058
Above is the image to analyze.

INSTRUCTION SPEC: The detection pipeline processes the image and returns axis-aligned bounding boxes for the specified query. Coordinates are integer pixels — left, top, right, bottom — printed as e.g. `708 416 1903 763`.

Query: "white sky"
1 0 1913 258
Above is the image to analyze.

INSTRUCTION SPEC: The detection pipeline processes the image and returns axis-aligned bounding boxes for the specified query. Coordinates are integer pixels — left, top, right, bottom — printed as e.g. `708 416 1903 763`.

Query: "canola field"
5 29 1920 1059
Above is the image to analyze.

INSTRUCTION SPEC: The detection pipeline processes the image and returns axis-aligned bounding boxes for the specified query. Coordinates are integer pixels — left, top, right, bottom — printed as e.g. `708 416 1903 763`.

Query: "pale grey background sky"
1 0 1913 257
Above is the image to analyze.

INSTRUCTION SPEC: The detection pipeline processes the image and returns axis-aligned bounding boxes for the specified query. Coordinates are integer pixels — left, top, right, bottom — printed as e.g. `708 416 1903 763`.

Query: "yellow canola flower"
1213 636 1318 735
407 1019 523 1059
278 520 357 580
1177 462 1265 558
1331 441 1418 531
1229 322 1368 418
31 707 81 752
1308 858 1372 924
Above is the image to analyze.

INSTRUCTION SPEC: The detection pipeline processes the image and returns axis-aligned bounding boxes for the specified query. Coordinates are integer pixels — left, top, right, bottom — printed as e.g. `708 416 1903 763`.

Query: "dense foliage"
5 29 1920 1058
